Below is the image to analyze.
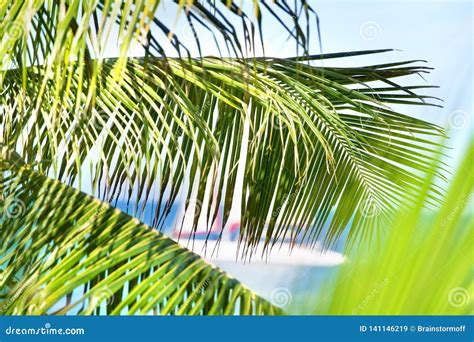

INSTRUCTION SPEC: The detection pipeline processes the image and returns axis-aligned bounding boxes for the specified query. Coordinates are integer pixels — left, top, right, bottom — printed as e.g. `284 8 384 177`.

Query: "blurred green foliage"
308 140 473 315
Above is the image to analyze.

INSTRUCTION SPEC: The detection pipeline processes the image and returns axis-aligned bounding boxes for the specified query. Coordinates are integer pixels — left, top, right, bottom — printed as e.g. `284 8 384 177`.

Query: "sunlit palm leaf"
2 52 446 255
1 1 446 257
1 0 315 68
0 153 280 315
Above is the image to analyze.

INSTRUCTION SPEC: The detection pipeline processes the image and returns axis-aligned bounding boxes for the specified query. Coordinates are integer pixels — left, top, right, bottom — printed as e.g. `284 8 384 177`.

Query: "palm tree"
1 1 445 315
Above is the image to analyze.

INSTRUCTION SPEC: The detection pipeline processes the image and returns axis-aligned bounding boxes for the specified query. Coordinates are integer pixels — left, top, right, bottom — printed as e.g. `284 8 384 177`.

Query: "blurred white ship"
170 206 346 304
172 214 346 267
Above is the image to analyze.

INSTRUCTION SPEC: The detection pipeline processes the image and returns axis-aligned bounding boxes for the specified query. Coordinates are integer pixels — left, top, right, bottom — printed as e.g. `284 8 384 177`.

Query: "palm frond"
0 153 280 315
1 1 447 256
2 51 446 256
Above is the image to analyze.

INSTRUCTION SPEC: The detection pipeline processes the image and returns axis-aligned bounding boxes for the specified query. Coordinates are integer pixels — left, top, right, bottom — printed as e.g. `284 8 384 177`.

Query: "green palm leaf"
0 153 280 315
1 1 446 254
2 52 446 255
